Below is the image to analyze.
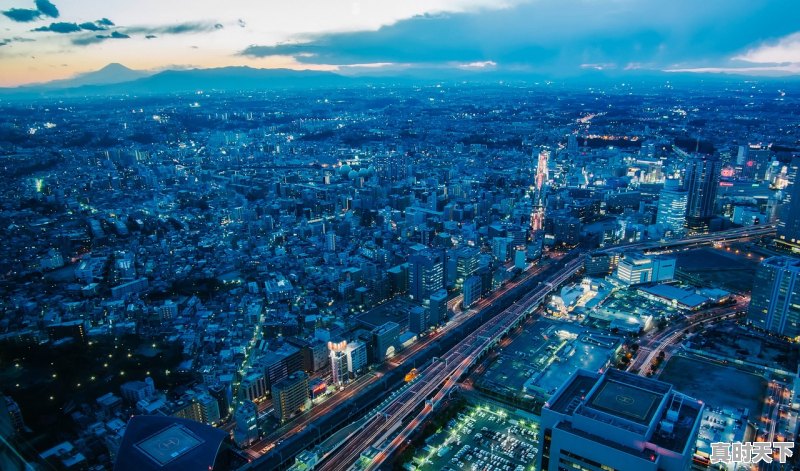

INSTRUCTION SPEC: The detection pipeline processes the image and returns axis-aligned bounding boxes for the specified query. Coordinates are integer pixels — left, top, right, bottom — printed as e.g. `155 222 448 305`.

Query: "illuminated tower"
328 339 349 387
530 148 550 232
777 157 800 252
684 154 721 235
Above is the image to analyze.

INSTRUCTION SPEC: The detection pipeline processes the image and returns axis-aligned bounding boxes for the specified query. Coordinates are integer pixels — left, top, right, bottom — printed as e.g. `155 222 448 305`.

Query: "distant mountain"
0 66 356 98
118 66 353 93
1 64 798 100
17 63 152 91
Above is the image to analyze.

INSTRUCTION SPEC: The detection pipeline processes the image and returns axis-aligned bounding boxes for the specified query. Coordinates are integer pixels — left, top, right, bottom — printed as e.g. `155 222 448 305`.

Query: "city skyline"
2 3 800 471
1 0 800 87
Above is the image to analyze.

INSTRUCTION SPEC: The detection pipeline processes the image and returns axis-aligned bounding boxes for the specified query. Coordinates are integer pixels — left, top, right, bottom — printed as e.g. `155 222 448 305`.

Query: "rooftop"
135 424 204 467
114 415 227 471
587 376 663 425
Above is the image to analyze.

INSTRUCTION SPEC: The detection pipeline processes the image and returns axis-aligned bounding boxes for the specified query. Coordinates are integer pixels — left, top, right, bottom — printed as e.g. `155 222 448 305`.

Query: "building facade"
747 256 800 340
538 369 703 471
684 155 720 235
272 371 310 423
656 179 688 238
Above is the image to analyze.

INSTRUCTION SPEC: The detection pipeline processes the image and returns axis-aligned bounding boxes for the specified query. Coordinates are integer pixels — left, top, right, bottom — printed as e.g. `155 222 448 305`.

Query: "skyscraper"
656 179 687 238
408 250 444 300
777 157 800 253
684 155 721 234
747 256 800 340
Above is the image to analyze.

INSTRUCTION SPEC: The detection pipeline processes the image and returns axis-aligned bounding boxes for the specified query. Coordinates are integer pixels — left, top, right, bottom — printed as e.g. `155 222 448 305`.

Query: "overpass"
595 224 775 255
317 256 585 471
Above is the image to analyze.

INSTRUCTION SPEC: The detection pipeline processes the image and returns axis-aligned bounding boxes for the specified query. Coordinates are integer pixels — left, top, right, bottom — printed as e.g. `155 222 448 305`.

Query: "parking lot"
406 403 539 471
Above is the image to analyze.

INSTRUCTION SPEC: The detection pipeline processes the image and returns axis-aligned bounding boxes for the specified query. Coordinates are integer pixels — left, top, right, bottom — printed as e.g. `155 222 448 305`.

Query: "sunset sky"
1 0 799 87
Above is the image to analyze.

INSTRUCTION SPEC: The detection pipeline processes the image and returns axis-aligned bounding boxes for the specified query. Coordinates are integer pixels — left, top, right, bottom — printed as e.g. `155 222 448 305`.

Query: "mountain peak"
98 63 134 73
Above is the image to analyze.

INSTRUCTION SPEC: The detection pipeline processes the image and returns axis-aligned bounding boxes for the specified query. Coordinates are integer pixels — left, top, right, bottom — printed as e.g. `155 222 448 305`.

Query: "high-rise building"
585 252 617 277
747 256 800 339
567 134 579 155
428 289 448 326
615 253 676 286
491 237 510 261
454 247 480 289
463 275 482 308
171 392 219 426
371 322 400 362
408 251 444 300
193 392 221 425
777 157 800 253
408 305 429 335
208 382 231 421
239 372 268 402
272 371 309 423
233 400 259 447
325 232 336 252
538 369 703 471
684 155 721 234
345 340 368 377
656 179 687 238
328 339 349 387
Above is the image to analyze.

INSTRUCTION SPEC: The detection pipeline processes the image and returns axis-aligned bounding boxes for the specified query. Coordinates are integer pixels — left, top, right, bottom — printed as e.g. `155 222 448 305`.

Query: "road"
596 224 775 255
628 299 748 376
243 259 556 457
316 256 585 471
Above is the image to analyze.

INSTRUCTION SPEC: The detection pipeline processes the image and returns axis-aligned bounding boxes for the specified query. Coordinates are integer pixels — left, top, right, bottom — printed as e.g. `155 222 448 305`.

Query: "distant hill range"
2 63 798 99
0 64 355 98
12 63 151 90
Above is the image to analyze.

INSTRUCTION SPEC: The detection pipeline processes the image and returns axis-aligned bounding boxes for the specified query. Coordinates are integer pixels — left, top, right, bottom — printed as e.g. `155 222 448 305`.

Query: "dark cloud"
97 18 114 26
123 21 224 36
71 31 130 46
78 22 107 32
34 0 59 18
145 34 157 39
239 0 800 74
2 8 40 22
0 36 36 46
33 22 82 34
2 0 57 22
71 35 103 46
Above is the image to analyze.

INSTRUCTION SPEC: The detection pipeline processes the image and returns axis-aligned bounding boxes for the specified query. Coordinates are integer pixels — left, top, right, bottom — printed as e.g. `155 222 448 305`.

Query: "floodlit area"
405 403 539 471
476 318 621 405
585 287 681 334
